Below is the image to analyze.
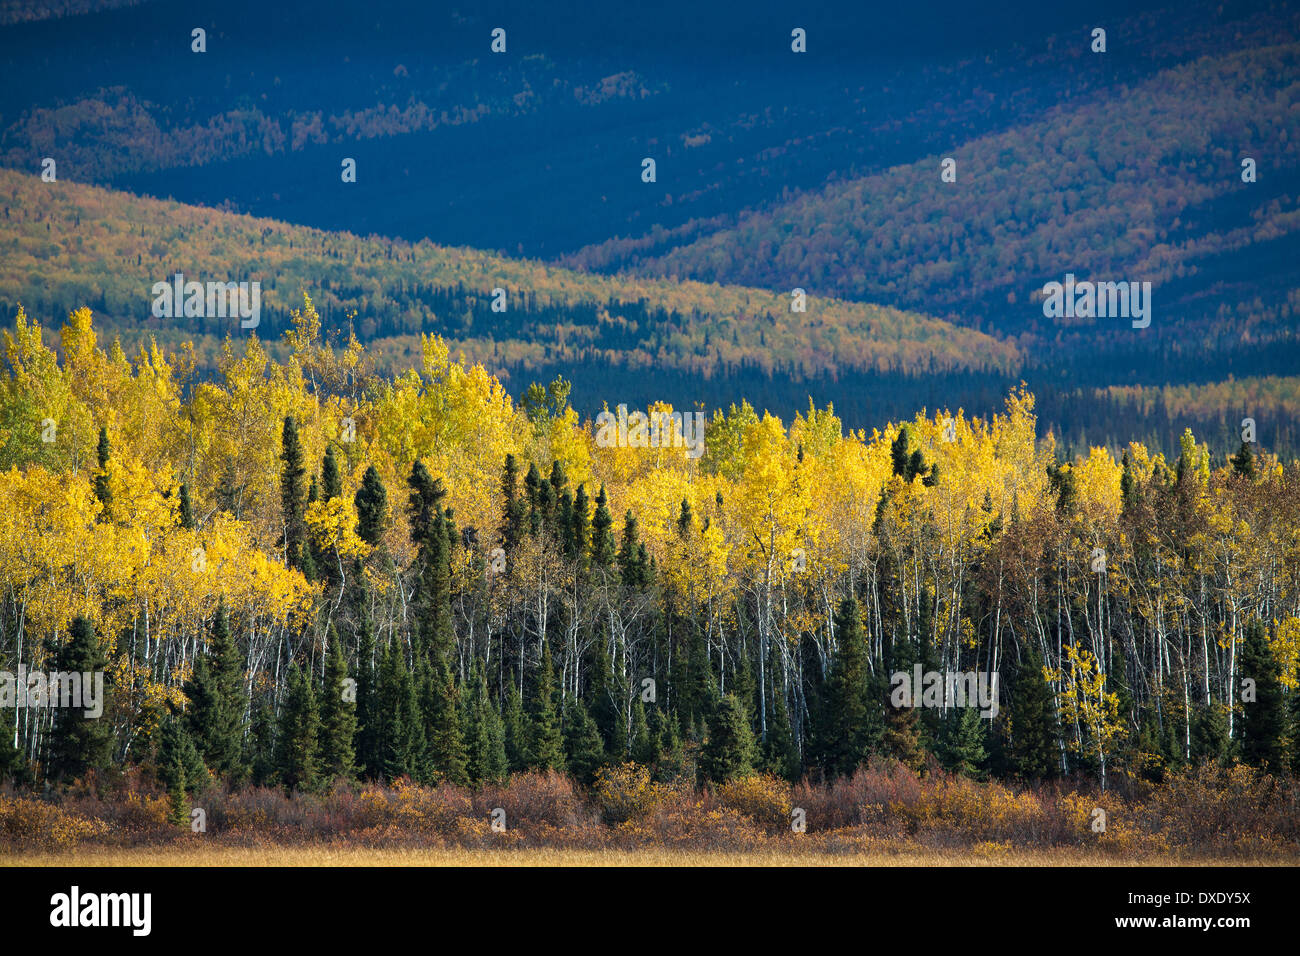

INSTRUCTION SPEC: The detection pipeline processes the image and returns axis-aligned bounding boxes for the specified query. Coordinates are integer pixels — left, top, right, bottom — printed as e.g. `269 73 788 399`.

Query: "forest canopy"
2 299 1298 798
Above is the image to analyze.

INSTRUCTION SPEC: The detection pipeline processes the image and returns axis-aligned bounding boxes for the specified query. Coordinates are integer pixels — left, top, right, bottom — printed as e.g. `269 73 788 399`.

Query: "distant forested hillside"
4 168 1298 456
0 168 1021 420
2 0 1297 452
591 43 1300 365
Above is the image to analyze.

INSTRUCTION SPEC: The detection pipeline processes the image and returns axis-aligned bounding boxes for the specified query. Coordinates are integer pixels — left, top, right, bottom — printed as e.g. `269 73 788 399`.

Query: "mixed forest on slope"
4 167 1297 455
2 0 1298 454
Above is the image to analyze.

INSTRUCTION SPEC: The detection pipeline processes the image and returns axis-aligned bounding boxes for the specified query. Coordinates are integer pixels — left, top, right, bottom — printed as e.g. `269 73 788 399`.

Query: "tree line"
2 302 1299 815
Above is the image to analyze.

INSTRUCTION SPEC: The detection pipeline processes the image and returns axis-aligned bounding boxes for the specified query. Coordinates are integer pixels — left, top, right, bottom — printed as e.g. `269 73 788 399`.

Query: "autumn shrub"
1046 790 1168 857
1137 763 1300 854
593 762 662 826
387 778 474 833
95 791 174 840
474 770 594 833
0 794 110 850
793 774 865 831
637 788 763 850
7 762 1300 857
794 759 928 833
1055 790 1139 849
216 785 304 835
894 773 1050 844
715 773 793 832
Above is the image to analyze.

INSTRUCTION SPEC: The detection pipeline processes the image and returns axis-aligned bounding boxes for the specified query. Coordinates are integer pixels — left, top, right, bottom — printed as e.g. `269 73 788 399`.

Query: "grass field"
3 846 1288 867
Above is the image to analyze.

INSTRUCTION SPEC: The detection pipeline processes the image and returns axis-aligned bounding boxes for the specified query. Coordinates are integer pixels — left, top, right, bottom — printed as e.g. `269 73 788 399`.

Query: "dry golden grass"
3 845 1285 867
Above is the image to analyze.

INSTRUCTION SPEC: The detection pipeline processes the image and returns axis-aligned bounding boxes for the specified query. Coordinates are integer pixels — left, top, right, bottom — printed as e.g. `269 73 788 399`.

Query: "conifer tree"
881 652 925 772
556 488 573 553
47 615 113 780
276 664 321 792
421 654 469 786
1008 644 1058 780
653 708 687 782
319 632 357 781
1238 619 1285 770
939 706 988 778
568 483 591 569
93 426 112 519
466 666 508 787
424 510 455 660
0 732 26 786
280 415 313 576
355 465 389 547
763 685 801 781
408 465 454 659
821 597 877 776
502 681 530 773
375 643 415 781
564 697 606 785
684 625 716 731
590 486 617 570
178 482 195 530
549 459 568 499
617 511 649 587
1289 692 1300 777
354 611 380 778
528 643 565 771
589 639 622 756
499 454 526 557
1133 711 1171 782
676 498 693 537
890 425 912 479
524 462 543 535
700 693 756 784
731 652 757 739
630 694 657 765
322 444 342 500
182 654 218 767
247 697 276 787
184 602 245 779
1231 441 1257 480
157 713 200 828
1190 701 1232 765
407 457 436 549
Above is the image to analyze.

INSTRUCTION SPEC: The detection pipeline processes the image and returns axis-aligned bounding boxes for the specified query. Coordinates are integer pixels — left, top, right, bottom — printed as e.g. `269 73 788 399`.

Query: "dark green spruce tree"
630 694 657 766
157 712 205 827
275 664 321 792
466 665 508 787
528 642 565 771
280 415 315 578
354 609 380 778
319 631 357 782
502 681 531 773
1190 701 1232 765
820 596 879 776
763 682 801 782
1008 643 1058 780
938 706 988 778
700 693 756 784
420 653 470 786
321 444 343 500
355 465 389 548
184 602 246 779
376 642 422 781
564 696 607 785
93 426 112 520
1238 619 1285 771
178 482 195 530
47 615 113 781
